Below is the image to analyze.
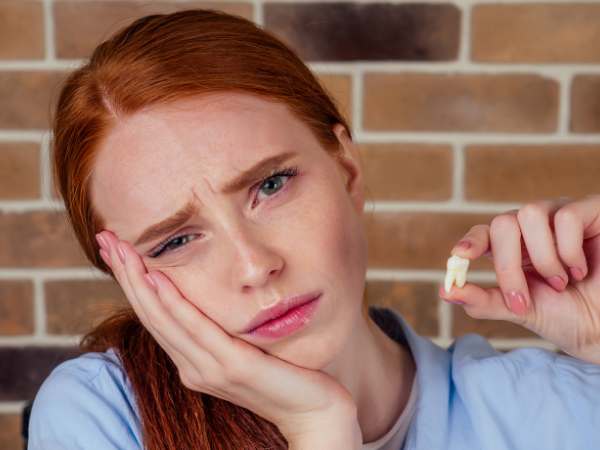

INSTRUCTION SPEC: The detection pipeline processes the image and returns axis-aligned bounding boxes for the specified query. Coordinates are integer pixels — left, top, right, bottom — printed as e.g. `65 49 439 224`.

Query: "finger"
450 224 491 259
517 202 569 292
101 231 209 374
553 195 600 281
118 238 228 369
438 282 529 325
489 214 532 316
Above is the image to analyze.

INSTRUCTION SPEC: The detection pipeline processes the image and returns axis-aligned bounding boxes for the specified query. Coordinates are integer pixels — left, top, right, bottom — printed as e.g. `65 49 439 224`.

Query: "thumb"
440 282 533 325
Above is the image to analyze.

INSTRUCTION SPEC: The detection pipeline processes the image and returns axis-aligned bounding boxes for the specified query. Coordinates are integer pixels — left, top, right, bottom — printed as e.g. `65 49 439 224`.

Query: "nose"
228 225 284 291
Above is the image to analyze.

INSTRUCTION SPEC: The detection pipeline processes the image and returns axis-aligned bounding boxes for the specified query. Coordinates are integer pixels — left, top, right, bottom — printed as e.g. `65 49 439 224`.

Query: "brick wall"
2 1 600 447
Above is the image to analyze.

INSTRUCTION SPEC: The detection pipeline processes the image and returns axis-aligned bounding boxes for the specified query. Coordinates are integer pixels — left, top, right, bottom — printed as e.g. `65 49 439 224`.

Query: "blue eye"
148 165 299 258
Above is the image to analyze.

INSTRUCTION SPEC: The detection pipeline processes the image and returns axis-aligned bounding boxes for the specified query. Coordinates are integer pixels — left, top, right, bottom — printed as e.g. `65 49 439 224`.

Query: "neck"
323 305 417 443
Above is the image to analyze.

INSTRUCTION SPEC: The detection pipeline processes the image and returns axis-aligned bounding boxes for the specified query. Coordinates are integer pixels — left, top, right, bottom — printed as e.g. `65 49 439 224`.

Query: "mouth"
243 291 322 334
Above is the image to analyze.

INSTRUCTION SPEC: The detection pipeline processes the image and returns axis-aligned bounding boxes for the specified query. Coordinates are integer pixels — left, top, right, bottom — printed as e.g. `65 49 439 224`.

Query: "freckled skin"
90 92 368 367
90 92 415 442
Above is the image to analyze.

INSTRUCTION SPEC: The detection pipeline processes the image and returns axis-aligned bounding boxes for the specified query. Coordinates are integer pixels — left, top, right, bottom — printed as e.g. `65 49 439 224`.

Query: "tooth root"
444 270 455 293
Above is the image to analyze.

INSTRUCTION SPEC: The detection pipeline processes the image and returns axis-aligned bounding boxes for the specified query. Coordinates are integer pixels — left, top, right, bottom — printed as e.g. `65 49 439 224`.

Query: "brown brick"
0 71 69 129
264 3 459 62
0 280 34 335
0 211 89 268
0 414 22 450
362 211 496 270
465 144 600 202
0 1 44 59
0 346 81 401
366 280 439 337
472 4 600 63
571 75 600 133
363 73 558 132
316 73 353 130
358 143 452 201
0 142 40 199
45 279 127 335
54 1 254 59
453 305 537 339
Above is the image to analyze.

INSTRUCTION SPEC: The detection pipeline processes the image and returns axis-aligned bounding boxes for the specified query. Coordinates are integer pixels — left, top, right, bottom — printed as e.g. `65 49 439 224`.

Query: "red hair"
52 8 353 449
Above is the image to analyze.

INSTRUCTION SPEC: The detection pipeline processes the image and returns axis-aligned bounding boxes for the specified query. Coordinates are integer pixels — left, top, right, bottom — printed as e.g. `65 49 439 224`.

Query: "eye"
148 165 299 258
253 165 298 206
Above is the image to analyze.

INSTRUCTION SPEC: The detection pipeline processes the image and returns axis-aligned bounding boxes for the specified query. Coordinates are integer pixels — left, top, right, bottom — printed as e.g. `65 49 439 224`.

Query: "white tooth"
444 270 456 293
445 255 470 293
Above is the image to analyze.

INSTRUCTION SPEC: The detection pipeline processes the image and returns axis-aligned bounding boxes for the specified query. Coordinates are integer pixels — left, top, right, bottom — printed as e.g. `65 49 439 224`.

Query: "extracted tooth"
445 255 470 293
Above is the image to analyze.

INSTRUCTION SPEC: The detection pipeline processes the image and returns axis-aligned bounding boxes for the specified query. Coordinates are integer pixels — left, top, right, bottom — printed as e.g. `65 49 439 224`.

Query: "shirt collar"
368 306 452 450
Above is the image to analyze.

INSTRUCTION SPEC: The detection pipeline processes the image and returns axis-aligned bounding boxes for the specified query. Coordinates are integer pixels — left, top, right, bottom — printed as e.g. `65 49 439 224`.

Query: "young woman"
27 8 600 450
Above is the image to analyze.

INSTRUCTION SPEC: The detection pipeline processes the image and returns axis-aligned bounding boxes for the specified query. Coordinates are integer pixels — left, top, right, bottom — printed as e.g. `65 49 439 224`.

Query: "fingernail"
507 291 528 315
546 275 567 292
144 273 157 291
95 233 107 249
99 248 111 267
444 298 466 305
453 240 472 251
117 242 126 263
570 266 585 281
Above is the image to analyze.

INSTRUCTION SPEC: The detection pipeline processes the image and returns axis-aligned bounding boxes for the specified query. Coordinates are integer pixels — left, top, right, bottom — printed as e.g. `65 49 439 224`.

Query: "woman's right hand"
95 230 362 447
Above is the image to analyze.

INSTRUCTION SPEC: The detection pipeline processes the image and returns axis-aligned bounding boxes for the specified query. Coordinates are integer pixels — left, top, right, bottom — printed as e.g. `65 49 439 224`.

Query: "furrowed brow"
133 151 297 247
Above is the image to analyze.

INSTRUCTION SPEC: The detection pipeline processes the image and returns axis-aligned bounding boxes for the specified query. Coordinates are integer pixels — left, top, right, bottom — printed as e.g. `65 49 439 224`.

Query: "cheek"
159 266 234 327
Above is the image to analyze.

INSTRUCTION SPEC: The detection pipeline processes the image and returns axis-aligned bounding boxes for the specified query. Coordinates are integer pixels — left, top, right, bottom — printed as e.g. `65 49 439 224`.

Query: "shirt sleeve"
451 334 600 450
27 352 142 450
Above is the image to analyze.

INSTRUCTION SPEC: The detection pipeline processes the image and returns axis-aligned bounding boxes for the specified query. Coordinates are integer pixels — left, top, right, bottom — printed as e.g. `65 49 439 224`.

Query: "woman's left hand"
439 194 600 365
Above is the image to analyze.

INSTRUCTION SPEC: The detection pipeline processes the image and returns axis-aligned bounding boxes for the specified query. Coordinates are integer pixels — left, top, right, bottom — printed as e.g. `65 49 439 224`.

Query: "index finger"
489 214 532 316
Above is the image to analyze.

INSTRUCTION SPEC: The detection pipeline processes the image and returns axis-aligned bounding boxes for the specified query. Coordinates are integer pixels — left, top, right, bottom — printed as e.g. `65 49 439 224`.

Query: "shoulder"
447 333 600 448
28 347 142 449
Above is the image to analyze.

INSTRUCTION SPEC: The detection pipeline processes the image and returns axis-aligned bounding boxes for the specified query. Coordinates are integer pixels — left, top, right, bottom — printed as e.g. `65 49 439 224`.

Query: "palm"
517 234 600 362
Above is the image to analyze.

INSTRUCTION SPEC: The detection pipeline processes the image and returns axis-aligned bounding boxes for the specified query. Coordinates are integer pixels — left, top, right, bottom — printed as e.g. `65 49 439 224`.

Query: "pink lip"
243 291 322 334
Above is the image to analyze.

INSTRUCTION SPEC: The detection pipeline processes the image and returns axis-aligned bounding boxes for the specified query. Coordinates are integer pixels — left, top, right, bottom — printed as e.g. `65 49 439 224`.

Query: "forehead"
90 92 317 240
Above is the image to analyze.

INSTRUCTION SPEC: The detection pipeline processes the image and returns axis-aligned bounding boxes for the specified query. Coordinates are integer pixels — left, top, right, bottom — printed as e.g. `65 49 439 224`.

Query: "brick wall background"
2 0 600 447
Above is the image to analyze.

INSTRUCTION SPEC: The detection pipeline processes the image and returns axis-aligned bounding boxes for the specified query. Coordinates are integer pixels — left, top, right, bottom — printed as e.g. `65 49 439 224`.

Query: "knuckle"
222 360 245 384
517 203 547 223
490 214 517 233
554 207 578 227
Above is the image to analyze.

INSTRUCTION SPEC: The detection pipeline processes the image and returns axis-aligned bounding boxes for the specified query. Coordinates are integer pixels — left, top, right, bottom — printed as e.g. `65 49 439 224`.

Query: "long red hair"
52 8 354 450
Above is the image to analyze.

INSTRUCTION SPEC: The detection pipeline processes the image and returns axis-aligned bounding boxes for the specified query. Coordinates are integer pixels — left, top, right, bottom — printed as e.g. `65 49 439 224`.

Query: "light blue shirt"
28 306 600 449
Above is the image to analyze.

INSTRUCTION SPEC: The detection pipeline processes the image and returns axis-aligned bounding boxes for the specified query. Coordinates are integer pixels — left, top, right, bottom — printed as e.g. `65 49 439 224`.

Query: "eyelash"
148 165 299 258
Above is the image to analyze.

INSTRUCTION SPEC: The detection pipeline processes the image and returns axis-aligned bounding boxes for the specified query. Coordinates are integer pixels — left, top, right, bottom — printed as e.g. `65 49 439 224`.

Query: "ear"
332 123 365 215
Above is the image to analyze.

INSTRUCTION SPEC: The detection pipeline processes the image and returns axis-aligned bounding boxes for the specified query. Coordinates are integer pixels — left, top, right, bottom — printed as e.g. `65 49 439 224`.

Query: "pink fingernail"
570 267 585 281
99 248 111 267
507 291 528 315
454 240 472 251
546 275 567 292
117 242 126 263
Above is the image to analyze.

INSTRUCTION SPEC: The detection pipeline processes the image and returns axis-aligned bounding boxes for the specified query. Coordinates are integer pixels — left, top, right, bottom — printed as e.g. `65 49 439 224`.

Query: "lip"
243 291 322 334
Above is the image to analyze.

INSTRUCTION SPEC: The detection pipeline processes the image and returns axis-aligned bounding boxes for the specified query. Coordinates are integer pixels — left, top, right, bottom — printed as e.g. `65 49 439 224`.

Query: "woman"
27 8 600 450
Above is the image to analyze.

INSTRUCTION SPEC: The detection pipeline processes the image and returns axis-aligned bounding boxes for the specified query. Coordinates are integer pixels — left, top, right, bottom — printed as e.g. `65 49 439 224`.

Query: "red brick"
0 1 44 59
366 280 439 336
362 211 496 270
571 75 600 133
0 211 89 268
0 280 34 335
45 279 127 335
358 143 452 201
0 71 68 129
0 142 40 199
54 1 254 59
465 144 600 202
472 4 600 63
364 73 558 132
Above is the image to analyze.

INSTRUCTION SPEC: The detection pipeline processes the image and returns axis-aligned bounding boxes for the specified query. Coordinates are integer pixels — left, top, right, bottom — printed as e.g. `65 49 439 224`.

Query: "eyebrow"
133 151 298 247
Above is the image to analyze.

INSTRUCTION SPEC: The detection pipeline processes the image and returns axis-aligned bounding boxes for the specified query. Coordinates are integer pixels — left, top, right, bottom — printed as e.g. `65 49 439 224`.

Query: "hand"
439 194 600 365
95 230 360 443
